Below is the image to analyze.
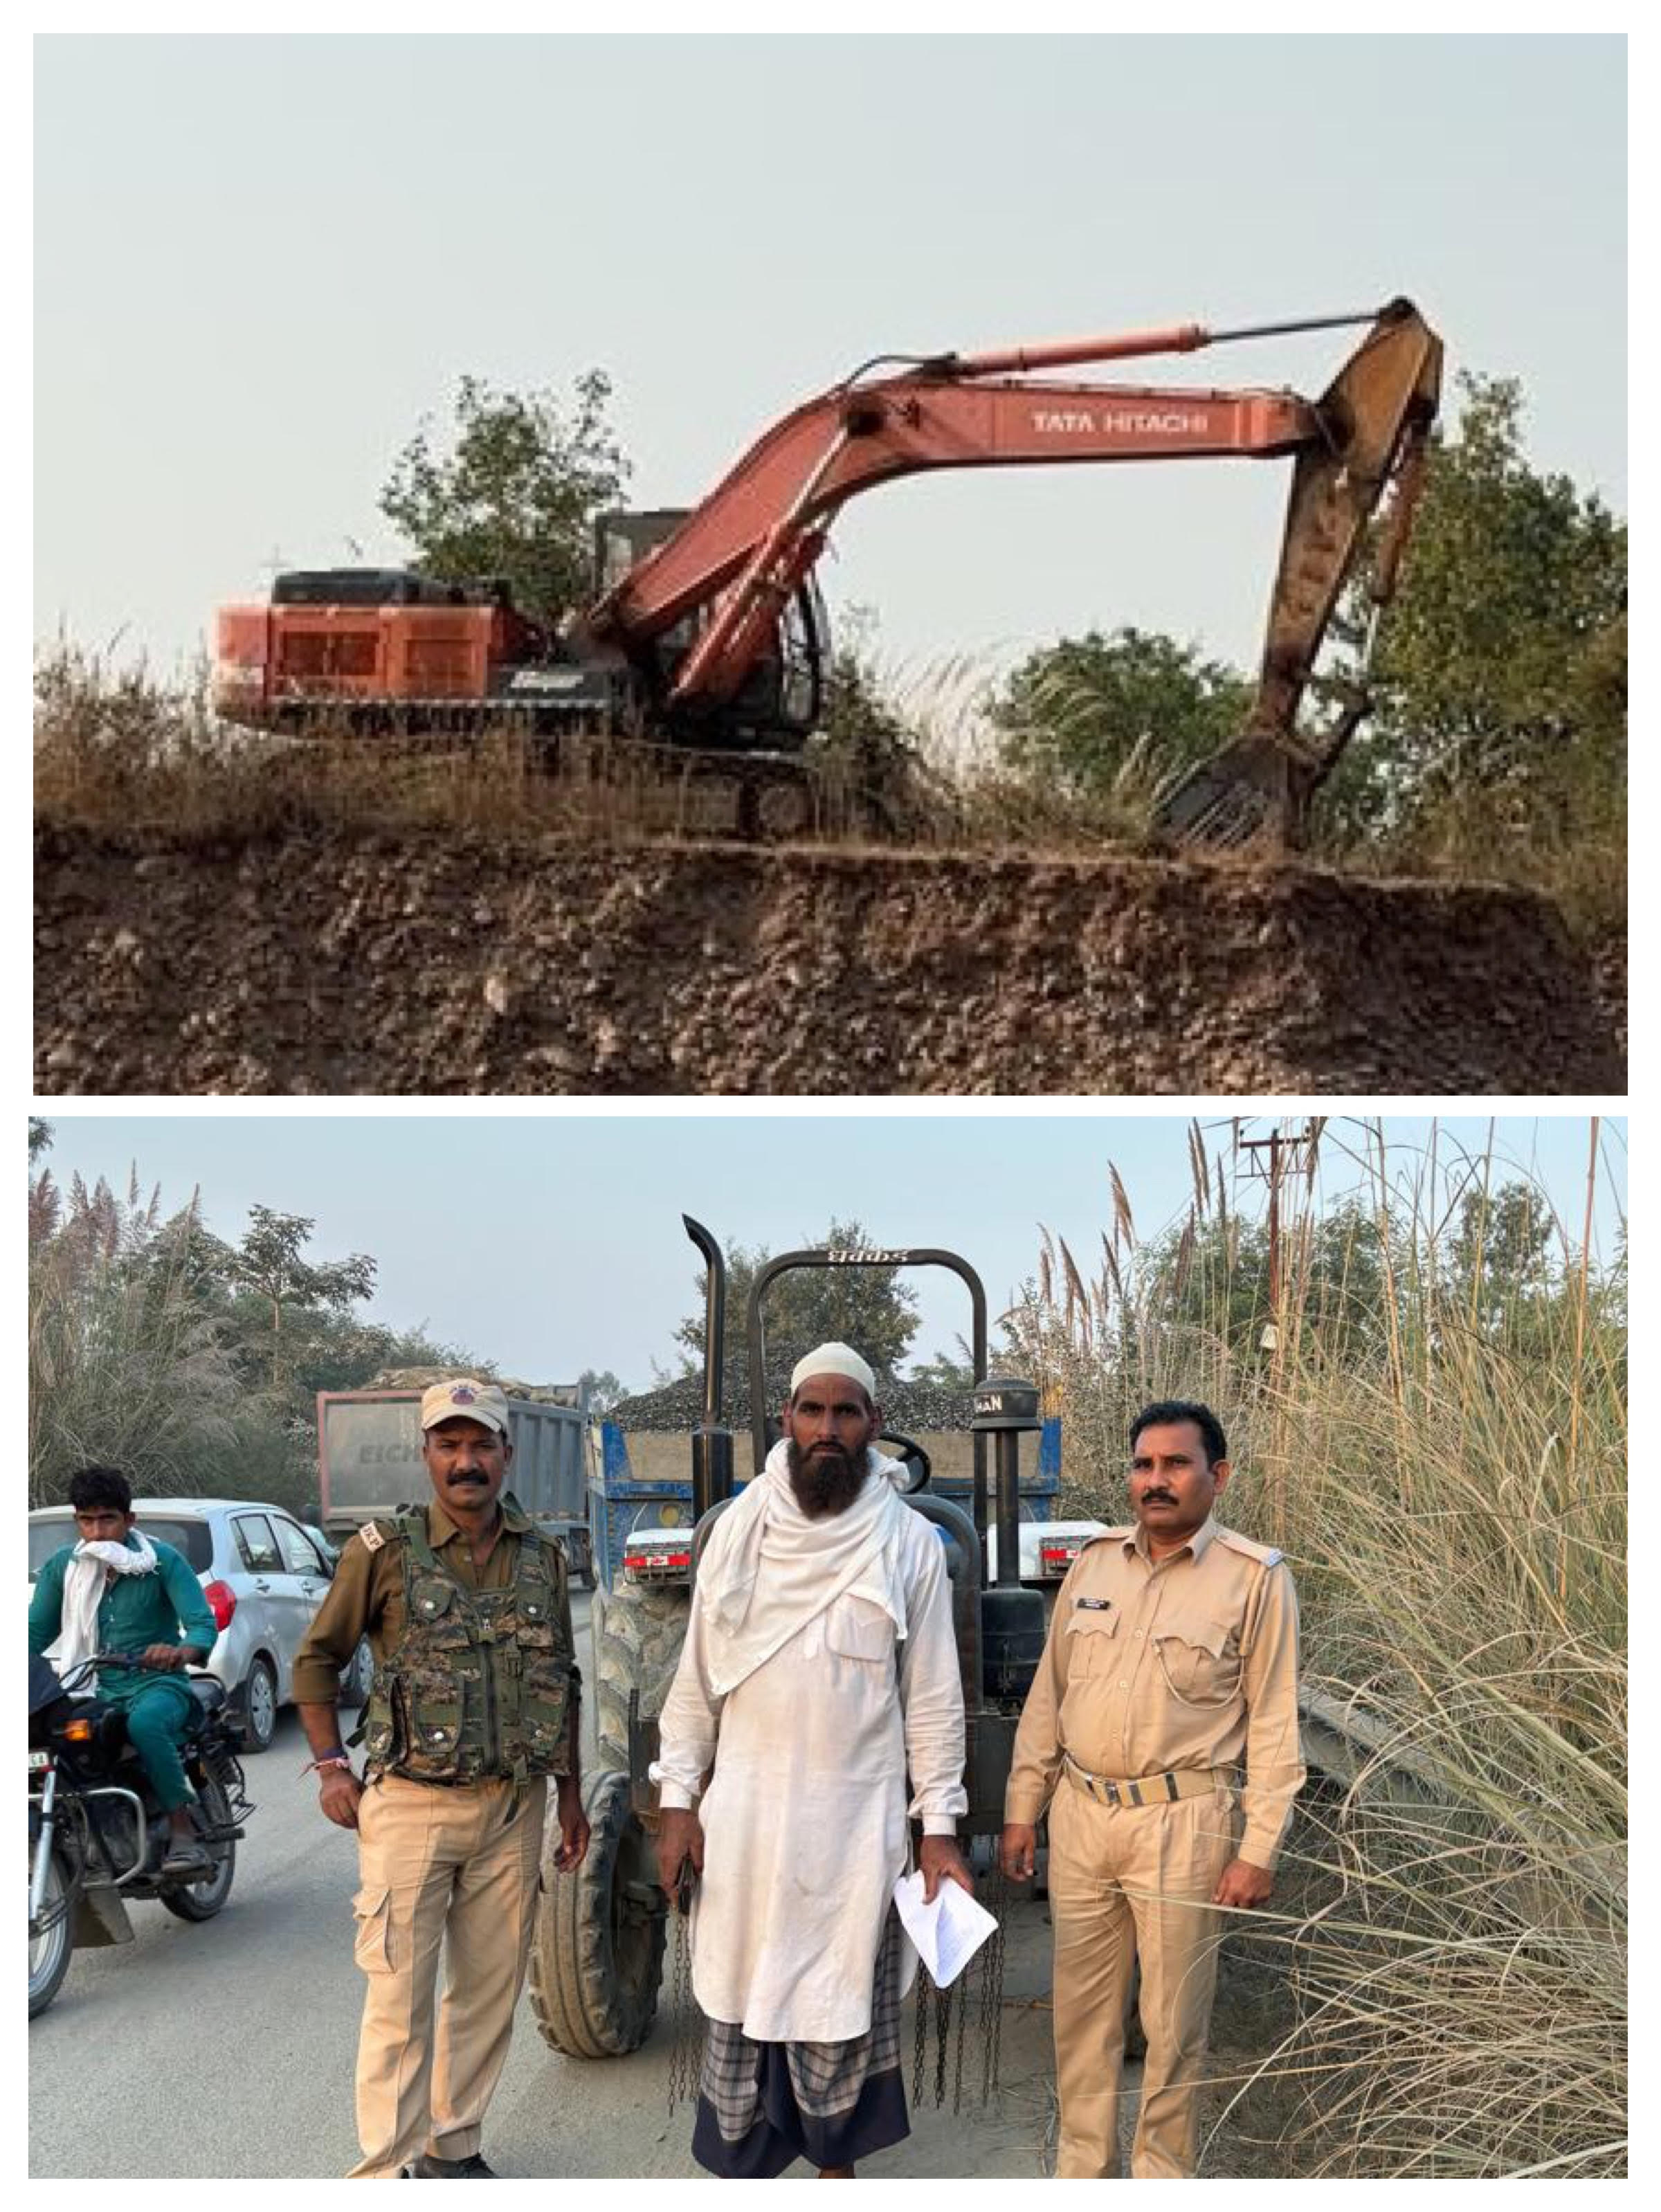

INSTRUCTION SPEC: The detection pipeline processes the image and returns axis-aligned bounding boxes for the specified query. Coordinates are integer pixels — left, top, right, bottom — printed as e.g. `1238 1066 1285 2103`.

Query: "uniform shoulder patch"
1078 1525 1134 1552
1216 1526 1284 1567
358 1520 392 1554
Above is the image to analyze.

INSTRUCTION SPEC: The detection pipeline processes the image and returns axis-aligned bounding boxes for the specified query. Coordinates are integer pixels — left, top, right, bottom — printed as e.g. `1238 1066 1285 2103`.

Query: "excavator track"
262 705 906 844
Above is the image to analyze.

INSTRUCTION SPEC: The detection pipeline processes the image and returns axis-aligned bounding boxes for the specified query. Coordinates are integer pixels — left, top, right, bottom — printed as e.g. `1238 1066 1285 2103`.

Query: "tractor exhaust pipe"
682 1214 734 1516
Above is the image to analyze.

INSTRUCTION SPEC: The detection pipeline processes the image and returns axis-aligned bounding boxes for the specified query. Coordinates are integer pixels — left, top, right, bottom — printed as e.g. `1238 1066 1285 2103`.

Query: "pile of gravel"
610 1369 977 1435
367 1367 582 1406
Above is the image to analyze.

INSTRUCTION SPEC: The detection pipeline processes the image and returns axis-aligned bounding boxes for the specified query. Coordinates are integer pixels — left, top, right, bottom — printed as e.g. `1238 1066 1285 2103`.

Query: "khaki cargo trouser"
348 1770 547 2179
1046 1774 1241 2178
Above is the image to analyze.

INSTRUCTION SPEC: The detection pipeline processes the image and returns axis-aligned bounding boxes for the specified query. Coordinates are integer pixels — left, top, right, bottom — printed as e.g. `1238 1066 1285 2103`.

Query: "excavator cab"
591 507 828 747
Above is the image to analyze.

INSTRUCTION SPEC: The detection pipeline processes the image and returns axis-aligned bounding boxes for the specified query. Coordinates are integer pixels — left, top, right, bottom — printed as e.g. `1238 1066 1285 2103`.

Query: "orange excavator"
215 298 1441 846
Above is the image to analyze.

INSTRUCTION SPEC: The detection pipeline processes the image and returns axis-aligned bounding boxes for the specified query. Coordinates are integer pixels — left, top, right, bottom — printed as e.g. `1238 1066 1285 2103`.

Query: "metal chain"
911 1955 932 2105
977 1863 1008 2103
666 1907 700 2111
951 1958 968 2115
933 1977 952 2109
908 1857 1013 2113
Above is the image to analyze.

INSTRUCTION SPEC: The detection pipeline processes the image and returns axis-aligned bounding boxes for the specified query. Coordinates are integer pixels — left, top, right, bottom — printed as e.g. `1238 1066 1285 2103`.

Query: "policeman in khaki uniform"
294 1380 590 2179
1001 1399 1304 2179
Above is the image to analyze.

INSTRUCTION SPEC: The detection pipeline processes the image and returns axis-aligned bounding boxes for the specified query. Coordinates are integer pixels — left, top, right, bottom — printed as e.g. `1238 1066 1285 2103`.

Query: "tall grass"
1004 1123 1626 2177
32 644 749 846
30 640 1150 855
28 1213 245 1508
28 1170 307 1512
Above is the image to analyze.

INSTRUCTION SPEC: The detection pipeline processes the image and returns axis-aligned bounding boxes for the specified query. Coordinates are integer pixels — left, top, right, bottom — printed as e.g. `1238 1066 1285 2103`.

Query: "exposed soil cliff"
34 827 1625 1095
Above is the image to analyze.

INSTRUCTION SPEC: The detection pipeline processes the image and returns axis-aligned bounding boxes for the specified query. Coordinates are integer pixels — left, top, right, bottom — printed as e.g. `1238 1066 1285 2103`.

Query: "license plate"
27 1750 51 1771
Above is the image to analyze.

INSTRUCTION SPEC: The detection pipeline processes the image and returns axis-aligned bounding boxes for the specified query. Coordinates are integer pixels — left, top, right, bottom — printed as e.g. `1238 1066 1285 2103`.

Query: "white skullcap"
790 1343 876 1401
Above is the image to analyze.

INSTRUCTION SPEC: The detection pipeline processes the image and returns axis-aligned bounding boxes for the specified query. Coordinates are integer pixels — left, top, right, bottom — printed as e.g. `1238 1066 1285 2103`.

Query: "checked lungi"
691 1907 910 2177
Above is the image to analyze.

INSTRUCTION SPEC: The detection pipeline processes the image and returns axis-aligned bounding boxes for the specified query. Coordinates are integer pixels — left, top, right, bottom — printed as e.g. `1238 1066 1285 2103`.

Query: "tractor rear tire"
526 1768 666 2059
592 1579 689 1775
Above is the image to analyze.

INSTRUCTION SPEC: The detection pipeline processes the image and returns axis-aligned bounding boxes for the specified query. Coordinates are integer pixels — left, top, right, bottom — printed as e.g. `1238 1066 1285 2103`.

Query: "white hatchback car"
28 1498 367 1753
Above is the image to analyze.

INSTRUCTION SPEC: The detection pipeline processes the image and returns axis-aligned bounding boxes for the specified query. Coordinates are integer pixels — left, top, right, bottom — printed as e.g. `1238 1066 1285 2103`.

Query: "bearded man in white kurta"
651 1341 972 2178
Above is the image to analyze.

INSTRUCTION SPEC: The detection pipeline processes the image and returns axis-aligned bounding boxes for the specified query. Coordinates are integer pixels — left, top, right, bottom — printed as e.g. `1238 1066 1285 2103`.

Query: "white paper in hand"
892 1866 999 1986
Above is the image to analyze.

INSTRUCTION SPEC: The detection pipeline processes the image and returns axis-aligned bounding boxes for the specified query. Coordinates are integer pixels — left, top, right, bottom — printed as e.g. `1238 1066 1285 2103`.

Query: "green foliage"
219 1204 377 1388
808 617 949 835
989 625 1252 804
1322 374 1626 916
579 1367 629 1414
817 642 923 777
28 1165 257 1510
673 1220 923 1406
907 1341 979 1390
379 369 630 625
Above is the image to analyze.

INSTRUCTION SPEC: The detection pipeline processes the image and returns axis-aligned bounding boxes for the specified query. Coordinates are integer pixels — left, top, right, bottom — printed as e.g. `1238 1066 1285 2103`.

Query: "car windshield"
28 1516 215 1577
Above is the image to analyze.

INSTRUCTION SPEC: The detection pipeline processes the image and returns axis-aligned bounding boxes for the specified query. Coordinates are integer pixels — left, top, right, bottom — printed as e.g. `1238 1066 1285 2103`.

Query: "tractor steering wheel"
880 1432 932 1494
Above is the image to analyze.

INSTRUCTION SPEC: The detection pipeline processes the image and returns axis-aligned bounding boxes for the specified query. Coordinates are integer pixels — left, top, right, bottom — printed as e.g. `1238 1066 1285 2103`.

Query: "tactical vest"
354 1510 576 1784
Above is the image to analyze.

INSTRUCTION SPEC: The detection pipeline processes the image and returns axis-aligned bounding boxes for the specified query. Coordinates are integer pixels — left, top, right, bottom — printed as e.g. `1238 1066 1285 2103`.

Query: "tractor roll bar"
747 1244 992 1580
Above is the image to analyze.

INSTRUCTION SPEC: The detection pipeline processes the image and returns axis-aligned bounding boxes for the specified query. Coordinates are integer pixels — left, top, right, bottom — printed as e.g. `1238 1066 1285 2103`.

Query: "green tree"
579 1368 628 1414
1323 374 1626 905
224 1206 377 1390
379 369 631 626
1445 1179 1559 1339
990 625 1251 799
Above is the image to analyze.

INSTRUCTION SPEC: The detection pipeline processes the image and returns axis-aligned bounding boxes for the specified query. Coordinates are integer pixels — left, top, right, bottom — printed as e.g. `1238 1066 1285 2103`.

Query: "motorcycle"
28 1649 254 2018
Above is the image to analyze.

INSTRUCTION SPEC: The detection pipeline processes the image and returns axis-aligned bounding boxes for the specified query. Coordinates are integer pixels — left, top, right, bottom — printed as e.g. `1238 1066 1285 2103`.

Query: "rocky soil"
34 826 1625 1095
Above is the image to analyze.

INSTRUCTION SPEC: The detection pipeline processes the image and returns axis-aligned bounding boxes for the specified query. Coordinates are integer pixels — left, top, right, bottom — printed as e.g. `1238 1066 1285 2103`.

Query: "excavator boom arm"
587 301 1441 731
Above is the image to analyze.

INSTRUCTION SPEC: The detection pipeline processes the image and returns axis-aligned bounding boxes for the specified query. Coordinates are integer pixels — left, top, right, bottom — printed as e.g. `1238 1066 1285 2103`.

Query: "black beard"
786 1438 867 1519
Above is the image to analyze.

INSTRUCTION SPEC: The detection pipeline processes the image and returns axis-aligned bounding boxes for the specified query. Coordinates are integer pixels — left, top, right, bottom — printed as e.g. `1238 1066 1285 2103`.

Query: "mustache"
1139 1492 1177 1505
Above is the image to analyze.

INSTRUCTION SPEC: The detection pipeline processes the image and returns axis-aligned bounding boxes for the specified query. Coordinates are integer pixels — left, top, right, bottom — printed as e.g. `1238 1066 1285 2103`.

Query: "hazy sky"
33 1114 1626 1390
35 32 1626 698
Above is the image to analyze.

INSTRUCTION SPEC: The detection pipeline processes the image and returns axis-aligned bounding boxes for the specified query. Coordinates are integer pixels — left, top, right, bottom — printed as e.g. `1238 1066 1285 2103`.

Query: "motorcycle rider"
28 1465 219 1876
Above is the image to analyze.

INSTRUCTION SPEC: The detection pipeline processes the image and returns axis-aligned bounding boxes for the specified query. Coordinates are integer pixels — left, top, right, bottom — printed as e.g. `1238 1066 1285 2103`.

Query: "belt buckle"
1101 1777 1120 1806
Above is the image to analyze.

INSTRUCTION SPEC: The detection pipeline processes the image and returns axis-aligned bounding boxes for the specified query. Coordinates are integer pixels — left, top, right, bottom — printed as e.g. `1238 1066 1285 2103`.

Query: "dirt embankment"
33 828 1625 1095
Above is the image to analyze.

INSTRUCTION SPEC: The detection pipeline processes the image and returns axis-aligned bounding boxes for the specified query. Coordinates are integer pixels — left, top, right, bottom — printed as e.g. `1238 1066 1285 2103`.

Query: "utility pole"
1238 1119 1322 1348
1237 1117 1321 1551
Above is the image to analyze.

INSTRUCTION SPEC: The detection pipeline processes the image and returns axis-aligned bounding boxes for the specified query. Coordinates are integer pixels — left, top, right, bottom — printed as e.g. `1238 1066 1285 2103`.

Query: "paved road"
29 1593 1062 2179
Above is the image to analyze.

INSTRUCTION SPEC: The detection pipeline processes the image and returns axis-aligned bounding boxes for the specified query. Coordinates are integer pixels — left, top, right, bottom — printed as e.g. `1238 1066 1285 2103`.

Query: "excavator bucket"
1152 730 1307 851
1152 300 1443 851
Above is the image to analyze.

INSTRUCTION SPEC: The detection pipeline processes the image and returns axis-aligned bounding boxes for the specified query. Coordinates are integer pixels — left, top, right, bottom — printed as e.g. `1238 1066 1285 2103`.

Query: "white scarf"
699 1440 912 1697
59 1534 158 1676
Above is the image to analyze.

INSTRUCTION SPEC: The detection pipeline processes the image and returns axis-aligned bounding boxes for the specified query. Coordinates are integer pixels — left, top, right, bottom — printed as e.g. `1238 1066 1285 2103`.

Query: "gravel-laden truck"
315 1377 595 1586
